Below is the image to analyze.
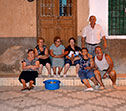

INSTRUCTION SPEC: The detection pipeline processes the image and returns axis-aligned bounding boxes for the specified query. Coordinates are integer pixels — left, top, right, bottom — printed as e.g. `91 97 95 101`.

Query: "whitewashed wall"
89 0 126 39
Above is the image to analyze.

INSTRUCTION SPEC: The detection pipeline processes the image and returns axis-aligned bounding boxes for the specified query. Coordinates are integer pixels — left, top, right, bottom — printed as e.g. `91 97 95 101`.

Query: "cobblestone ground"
0 86 126 111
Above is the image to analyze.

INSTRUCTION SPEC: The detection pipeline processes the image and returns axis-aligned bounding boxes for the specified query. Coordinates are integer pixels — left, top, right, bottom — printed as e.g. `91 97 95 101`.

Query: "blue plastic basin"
43 79 61 90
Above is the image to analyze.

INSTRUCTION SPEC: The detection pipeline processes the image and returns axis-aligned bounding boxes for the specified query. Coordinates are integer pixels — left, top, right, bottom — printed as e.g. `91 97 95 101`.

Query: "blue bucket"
43 79 61 90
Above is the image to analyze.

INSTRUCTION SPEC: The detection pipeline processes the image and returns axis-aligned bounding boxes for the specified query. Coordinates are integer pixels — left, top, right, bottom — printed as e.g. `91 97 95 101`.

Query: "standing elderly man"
81 15 107 57
94 46 117 89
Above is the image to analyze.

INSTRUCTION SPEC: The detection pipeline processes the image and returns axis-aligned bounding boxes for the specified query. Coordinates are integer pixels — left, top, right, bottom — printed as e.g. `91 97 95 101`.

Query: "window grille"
109 0 126 35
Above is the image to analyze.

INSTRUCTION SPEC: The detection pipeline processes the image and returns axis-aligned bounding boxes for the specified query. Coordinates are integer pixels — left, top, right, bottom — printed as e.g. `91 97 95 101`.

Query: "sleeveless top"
23 58 39 71
35 45 46 55
80 56 90 71
95 54 109 71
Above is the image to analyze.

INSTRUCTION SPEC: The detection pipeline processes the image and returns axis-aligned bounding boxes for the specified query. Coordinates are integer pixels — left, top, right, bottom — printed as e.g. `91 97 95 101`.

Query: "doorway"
37 0 77 47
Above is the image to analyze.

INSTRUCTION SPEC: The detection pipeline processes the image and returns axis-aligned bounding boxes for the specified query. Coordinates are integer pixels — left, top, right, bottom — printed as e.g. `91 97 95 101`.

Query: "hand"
30 66 36 70
66 56 70 59
103 73 107 79
72 60 74 65
38 55 42 59
85 67 91 70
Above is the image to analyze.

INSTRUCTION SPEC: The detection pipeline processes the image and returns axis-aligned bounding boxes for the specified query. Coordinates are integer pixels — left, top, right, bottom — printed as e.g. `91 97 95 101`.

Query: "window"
40 0 55 16
40 0 73 17
59 0 72 16
109 0 126 35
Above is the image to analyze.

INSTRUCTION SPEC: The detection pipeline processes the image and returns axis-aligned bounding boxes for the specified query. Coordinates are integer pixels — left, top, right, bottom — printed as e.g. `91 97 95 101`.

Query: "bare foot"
113 85 117 89
99 86 105 90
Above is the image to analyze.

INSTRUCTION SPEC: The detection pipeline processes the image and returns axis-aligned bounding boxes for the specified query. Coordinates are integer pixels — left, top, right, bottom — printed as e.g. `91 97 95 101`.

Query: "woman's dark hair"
27 49 35 54
37 37 45 43
81 47 88 52
54 36 61 43
68 37 76 43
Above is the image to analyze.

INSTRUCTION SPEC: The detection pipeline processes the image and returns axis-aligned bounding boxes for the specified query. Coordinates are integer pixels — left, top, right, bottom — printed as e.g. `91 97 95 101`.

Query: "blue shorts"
78 69 95 83
65 58 80 66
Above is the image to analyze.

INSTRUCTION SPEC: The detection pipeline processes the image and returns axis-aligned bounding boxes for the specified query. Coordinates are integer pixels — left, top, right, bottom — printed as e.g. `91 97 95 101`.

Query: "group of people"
19 15 117 91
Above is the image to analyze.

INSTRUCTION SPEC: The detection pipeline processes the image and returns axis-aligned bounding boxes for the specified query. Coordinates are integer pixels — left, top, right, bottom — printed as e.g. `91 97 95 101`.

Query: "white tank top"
95 54 109 71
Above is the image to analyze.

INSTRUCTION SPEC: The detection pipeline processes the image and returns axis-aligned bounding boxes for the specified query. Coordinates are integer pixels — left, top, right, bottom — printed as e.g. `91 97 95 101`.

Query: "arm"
42 48 49 59
56 49 65 58
50 49 64 58
30 60 40 70
90 57 94 69
81 37 85 48
93 57 98 70
38 48 49 59
102 36 107 48
105 54 114 74
34 48 39 57
85 55 94 70
22 60 40 71
22 62 32 70
34 48 42 59
50 49 56 57
34 47 49 59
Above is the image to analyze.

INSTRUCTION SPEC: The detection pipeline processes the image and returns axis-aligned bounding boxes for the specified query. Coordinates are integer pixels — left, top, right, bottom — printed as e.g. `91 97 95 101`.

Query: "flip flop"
21 87 29 91
29 86 34 90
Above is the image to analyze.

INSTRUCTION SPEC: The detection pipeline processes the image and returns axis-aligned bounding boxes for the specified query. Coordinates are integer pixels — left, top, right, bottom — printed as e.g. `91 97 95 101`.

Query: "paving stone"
0 86 126 111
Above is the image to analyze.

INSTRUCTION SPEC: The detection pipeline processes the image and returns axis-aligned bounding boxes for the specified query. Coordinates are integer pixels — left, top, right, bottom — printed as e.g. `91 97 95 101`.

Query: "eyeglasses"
56 41 61 43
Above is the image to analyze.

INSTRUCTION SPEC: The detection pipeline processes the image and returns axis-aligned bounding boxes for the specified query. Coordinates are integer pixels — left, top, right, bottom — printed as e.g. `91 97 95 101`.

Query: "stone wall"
0 37 36 74
106 39 126 74
0 38 126 74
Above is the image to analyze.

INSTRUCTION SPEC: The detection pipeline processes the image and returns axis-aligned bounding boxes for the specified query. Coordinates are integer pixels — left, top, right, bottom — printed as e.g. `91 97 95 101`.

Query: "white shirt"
82 24 105 44
95 54 109 71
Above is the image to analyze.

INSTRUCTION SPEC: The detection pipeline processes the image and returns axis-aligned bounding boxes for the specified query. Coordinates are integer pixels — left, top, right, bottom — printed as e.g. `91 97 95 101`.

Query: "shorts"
65 58 80 66
99 69 110 78
78 69 95 83
39 57 51 66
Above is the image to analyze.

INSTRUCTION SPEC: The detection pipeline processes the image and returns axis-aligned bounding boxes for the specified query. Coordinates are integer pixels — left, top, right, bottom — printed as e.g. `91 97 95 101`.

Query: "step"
41 66 77 76
0 75 126 86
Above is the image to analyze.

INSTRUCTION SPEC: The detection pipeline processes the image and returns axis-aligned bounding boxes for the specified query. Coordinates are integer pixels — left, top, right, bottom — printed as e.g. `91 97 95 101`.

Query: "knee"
46 63 51 67
83 79 88 84
75 64 80 68
21 79 25 83
110 70 116 77
90 77 95 81
65 63 70 67
94 70 100 76
40 64 43 67
30 80 34 83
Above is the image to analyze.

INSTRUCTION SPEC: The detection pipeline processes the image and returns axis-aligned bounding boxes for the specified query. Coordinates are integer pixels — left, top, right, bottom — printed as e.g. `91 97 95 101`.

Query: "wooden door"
37 0 77 47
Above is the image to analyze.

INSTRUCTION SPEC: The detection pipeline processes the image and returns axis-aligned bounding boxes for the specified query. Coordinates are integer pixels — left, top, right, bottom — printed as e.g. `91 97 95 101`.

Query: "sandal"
29 86 34 90
21 87 29 91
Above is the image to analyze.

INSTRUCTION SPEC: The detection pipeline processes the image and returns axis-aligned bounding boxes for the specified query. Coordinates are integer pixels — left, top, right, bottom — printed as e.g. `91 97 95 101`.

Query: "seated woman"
19 49 39 91
34 37 51 76
63 37 81 77
50 36 65 77
78 48 98 91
